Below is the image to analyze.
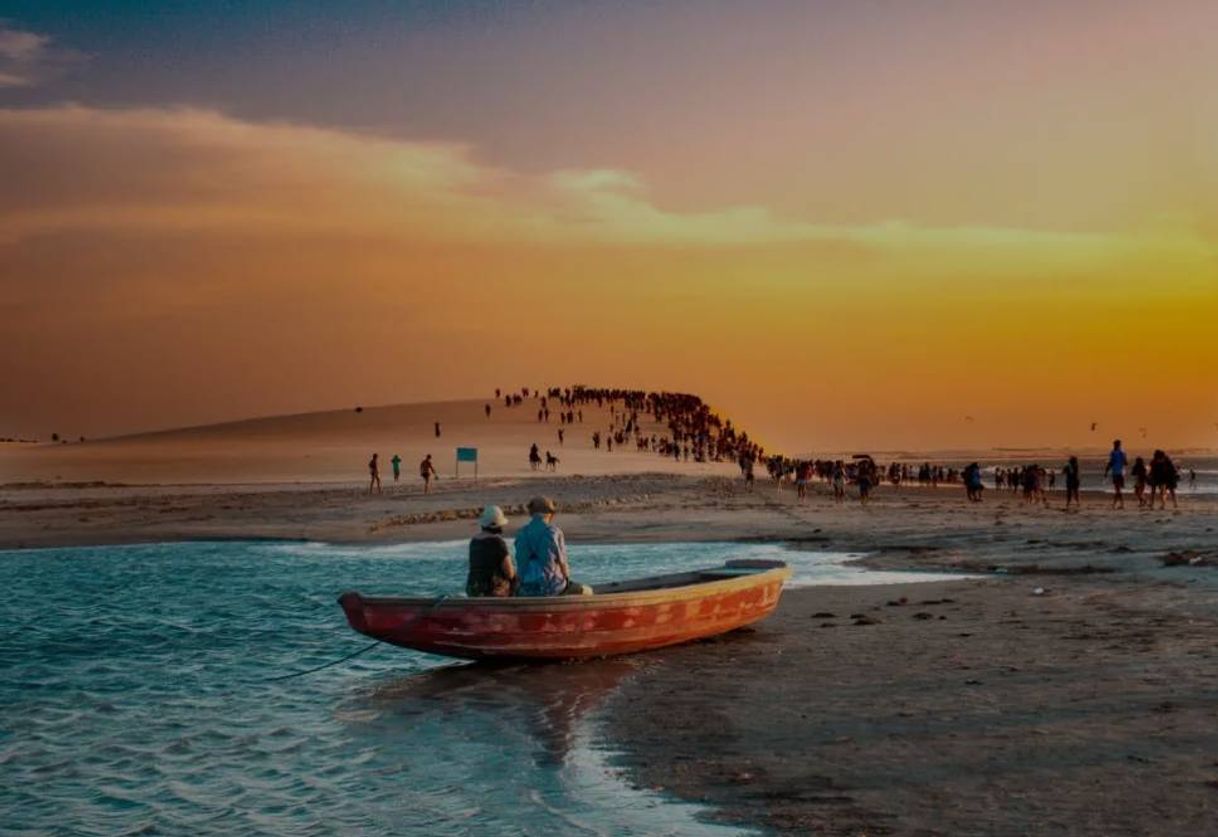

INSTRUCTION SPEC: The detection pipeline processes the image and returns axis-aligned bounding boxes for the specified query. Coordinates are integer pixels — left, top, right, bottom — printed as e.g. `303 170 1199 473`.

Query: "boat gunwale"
341 560 792 612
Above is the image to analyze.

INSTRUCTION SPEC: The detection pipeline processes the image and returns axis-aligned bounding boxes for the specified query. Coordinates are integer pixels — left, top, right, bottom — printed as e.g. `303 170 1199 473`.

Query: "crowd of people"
488 385 769 475
1103 439 1183 510
366 386 1196 513
734 440 1191 511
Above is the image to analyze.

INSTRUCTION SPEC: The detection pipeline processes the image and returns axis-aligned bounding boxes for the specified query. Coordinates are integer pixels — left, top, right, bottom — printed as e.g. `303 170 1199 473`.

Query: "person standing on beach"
1131 456 1149 507
1022 465 1040 504
390 453 402 483
796 461 812 501
368 453 382 495
1163 451 1180 509
1063 456 1081 509
434 421 442 438
963 463 983 502
1149 449 1180 510
1104 439 1127 509
832 460 846 503
857 459 875 504
419 454 437 493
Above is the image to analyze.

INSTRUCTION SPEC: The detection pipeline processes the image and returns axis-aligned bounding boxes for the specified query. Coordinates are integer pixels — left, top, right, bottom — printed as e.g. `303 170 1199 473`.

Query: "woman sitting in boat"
514 496 592 596
466 505 517 597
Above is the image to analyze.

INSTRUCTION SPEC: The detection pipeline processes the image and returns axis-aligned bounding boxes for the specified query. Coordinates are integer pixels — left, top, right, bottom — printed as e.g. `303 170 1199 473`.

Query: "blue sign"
456 447 478 462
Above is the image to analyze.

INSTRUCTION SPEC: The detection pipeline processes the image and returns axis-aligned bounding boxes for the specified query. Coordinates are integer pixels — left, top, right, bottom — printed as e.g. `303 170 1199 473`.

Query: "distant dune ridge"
4 386 1214 488
0 390 743 485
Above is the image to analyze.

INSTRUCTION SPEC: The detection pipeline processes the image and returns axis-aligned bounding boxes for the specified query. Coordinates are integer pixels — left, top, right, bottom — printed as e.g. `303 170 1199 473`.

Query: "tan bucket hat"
526 496 557 515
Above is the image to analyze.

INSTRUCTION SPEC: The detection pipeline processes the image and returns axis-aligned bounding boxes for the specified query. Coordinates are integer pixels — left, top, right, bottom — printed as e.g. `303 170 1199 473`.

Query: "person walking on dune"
434 421 442 439
1104 439 1127 509
419 454 437 493
368 453 382 495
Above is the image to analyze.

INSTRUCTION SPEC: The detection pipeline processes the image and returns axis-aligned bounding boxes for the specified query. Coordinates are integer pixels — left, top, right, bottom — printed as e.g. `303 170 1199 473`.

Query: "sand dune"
0 397 728 485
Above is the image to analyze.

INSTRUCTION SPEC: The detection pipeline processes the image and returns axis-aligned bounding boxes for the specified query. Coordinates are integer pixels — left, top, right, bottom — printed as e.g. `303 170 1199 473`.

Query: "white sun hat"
477 505 509 529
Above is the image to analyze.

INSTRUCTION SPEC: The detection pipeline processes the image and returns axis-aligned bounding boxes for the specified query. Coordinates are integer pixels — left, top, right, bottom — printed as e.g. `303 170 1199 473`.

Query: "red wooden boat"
337 558 792 661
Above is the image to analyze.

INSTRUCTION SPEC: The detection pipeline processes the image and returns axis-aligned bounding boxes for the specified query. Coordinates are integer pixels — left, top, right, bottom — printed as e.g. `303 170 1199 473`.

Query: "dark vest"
467 532 513 597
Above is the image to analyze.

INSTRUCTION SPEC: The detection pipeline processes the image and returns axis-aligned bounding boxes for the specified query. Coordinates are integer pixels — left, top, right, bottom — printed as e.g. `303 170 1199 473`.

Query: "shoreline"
2 473 1209 553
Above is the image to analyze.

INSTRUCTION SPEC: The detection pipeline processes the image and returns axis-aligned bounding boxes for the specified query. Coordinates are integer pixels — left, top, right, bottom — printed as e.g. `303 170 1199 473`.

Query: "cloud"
0 103 1211 274
0 23 86 88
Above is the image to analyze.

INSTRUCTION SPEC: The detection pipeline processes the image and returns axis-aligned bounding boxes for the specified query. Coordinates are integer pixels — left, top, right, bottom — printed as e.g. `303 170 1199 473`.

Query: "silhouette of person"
368 453 382 495
420 454 438 493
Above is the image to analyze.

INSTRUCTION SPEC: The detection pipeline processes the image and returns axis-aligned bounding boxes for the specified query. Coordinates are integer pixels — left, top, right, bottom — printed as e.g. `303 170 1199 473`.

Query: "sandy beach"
4 400 1217 834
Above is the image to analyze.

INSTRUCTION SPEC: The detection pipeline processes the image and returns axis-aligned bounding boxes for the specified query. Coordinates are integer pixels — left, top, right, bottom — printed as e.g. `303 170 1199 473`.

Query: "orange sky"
2 4 1217 452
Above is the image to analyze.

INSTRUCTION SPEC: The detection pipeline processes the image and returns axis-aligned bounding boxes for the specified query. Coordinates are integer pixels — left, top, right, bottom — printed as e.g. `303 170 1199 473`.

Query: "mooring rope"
264 594 449 683
264 640 383 682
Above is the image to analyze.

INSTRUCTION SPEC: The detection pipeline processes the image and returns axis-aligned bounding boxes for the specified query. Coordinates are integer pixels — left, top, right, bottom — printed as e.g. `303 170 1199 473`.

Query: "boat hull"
338 560 792 661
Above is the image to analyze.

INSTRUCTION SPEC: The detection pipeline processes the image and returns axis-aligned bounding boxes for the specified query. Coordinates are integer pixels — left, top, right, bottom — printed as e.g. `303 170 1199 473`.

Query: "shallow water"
0 540 962 834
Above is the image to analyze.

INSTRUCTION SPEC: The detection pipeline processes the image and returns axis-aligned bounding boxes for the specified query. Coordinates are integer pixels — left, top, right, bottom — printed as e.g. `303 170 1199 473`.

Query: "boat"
337 558 792 661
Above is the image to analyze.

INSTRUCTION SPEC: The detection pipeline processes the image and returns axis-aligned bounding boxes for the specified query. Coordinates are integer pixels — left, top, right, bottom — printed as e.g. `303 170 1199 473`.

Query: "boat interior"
589 558 787 594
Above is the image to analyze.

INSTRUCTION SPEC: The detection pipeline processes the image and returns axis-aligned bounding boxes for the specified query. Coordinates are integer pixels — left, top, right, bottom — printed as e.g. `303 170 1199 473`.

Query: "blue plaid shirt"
514 515 568 596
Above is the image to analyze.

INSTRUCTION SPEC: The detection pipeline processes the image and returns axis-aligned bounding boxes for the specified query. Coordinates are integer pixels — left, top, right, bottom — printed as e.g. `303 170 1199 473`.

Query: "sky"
2 0 1216 452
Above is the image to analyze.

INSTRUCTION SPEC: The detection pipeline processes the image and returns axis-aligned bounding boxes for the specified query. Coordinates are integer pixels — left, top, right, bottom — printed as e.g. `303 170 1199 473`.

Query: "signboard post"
456 447 478 481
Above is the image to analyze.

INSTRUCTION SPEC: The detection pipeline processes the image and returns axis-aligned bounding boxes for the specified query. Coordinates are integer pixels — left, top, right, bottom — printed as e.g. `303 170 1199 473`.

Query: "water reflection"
357 658 647 766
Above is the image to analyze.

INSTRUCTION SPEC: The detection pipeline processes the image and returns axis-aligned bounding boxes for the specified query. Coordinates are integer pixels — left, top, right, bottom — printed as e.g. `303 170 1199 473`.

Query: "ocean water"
0 540 962 835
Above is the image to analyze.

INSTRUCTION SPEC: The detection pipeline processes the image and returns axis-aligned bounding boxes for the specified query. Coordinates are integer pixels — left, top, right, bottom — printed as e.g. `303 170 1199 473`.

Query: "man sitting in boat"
466 505 517 597
514 496 592 596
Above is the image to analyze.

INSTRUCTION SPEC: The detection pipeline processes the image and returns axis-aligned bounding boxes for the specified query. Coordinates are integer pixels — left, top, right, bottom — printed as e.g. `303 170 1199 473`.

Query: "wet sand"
603 576 1218 835
4 447 1218 833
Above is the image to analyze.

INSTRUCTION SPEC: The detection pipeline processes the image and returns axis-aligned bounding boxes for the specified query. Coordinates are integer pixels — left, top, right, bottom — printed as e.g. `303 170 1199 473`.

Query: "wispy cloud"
0 104 1211 275
0 23 86 88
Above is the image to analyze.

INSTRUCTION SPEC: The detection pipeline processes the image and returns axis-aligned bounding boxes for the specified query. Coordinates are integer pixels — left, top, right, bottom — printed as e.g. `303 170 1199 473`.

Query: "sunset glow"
2 2 1216 451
